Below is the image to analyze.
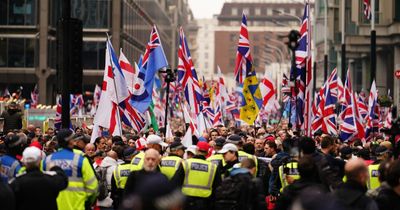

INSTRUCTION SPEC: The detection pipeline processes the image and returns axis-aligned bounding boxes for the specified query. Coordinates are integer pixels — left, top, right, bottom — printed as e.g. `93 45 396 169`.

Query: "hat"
170 141 186 151
57 129 74 142
123 147 136 159
375 146 389 155
198 137 207 142
146 134 168 147
73 134 90 144
196 141 210 152
218 143 238 154
186 145 197 155
215 137 225 147
30 141 42 150
340 146 352 156
266 135 275 142
226 134 241 145
22 146 42 163
5 134 23 148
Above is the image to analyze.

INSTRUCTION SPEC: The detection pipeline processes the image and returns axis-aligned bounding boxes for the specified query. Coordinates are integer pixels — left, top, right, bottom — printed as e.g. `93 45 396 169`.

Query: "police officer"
218 143 239 177
172 141 221 210
368 146 391 190
111 147 136 210
131 135 167 170
42 129 98 210
160 141 185 180
207 137 226 167
0 134 23 183
226 134 258 176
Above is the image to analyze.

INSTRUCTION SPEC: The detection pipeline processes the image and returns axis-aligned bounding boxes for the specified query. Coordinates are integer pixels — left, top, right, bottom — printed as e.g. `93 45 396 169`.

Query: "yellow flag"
239 74 262 125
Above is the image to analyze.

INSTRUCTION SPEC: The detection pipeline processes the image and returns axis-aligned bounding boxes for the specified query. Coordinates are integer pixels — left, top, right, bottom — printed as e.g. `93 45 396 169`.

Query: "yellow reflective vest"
238 151 258 176
278 161 300 192
207 154 226 167
160 156 182 180
130 151 145 171
42 148 98 210
367 164 380 190
113 164 133 189
181 158 217 198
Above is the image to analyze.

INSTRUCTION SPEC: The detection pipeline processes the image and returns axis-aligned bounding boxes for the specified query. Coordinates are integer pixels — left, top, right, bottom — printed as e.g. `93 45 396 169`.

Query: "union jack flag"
177 27 202 116
357 93 368 121
281 73 291 103
30 85 38 108
340 91 359 142
294 2 312 135
363 0 372 20
234 13 252 84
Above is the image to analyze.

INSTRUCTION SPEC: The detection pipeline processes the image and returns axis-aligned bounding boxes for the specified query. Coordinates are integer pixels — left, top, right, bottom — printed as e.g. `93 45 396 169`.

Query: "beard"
143 164 157 172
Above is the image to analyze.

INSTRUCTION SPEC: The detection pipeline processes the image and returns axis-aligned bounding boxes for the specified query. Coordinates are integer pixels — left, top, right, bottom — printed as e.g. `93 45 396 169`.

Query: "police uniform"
0 154 22 183
207 153 226 167
278 161 300 191
42 148 98 210
160 155 183 180
367 163 380 190
130 151 145 170
238 150 258 176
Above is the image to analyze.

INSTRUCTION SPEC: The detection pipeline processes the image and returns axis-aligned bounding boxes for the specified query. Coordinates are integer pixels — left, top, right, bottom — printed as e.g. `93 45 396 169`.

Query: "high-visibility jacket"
113 164 133 189
42 148 98 210
0 154 22 183
278 161 300 192
160 156 182 180
367 164 380 190
130 151 145 171
238 151 258 176
207 154 226 167
181 158 217 198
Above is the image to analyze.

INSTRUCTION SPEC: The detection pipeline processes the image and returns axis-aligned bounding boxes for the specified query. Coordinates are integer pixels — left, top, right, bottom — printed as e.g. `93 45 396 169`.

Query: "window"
82 42 106 69
267 8 272 16
290 8 296 15
205 45 209 50
0 38 36 67
232 8 238 15
204 53 208 59
205 62 208 69
0 0 37 25
255 8 261 16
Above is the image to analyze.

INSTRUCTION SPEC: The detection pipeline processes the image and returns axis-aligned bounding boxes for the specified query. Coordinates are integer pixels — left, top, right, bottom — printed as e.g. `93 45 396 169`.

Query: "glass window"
290 8 296 15
82 42 105 69
0 38 7 67
255 8 261 16
0 38 36 67
204 53 208 59
243 8 250 15
232 8 238 16
1 0 37 25
267 8 272 16
205 62 208 69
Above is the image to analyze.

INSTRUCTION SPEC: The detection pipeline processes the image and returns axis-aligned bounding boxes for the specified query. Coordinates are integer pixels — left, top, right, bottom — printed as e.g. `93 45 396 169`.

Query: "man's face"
47 129 54 136
128 139 135 148
35 128 42 136
223 151 236 162
220 127 228 137
255 139 264 150
143 153 160 171
264 144 275 156
85 144 96 157
210 131 218 141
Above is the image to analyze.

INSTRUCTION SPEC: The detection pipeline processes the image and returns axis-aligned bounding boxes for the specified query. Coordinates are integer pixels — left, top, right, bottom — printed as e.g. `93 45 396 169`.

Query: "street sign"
396 70 400 79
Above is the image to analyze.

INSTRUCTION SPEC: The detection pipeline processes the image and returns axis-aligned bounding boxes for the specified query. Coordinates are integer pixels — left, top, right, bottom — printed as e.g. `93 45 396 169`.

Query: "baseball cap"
22 146 42 163
215 137 226 147
123 147 136 159
57 129 74 142
186 145 197 155
226 134 241 145
170 141 186 151
196 141 210 152
340 146 353 156
146 134 168 147
218 143 238 154
375 146 389 155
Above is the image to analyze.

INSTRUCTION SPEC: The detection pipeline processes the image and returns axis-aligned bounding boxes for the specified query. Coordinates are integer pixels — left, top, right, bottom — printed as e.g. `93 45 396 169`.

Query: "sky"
188 0 225 19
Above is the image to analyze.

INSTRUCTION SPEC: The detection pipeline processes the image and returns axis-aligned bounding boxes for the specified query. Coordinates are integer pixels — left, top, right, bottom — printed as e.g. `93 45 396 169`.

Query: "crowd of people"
1 106 400 210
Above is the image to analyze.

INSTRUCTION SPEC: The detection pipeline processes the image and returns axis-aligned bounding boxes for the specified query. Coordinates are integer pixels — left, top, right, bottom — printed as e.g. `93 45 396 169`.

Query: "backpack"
215 173 255 210
95 166 109 201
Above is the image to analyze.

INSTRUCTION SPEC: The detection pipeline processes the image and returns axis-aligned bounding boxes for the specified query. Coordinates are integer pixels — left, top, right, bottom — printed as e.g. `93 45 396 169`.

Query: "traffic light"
56 18 83 94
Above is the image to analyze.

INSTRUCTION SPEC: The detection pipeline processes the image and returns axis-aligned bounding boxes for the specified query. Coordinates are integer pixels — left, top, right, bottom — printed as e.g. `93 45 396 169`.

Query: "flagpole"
370 0 376 85
341 0 346 82
107 35 123 136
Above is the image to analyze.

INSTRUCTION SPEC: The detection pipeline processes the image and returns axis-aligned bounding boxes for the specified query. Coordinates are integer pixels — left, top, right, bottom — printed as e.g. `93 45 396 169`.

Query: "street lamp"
272 9 302 24
160 67 176 135
287 30 300 130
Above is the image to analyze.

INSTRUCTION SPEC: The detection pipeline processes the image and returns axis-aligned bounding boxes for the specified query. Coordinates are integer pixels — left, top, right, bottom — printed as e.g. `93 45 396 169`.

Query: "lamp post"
161 68 176 135
287 30 300 130
324 0 328 81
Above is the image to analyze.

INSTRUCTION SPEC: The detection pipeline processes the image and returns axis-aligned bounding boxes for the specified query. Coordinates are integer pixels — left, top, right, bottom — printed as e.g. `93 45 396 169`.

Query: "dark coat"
375 187 400 210
334 180 379 210
9 166 68 210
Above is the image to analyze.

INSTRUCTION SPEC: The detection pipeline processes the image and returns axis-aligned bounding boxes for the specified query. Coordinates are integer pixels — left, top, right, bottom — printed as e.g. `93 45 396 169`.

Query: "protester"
374 160 400 210
0 102 23 132
97 150 119 209
9 146 68 210
0 134 23 183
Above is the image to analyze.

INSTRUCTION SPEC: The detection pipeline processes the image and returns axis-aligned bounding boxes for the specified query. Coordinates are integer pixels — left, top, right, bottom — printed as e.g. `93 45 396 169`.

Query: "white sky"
188 0 225 19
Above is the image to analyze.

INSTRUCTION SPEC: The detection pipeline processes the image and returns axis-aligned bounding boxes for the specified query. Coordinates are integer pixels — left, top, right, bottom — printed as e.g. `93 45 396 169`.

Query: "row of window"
232 7 300 17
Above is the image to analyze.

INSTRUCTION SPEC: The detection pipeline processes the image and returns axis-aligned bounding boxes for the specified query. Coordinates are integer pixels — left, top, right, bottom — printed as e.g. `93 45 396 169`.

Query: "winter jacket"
268 152 289 196
334 180 379 210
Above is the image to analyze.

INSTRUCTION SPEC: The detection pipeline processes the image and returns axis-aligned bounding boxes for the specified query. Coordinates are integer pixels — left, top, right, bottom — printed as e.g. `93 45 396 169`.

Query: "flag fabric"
281 73 291 103
236 13 262 125
384 108 392 129
365 80 379 138
259 71 276 110
339 91 358 142
119 49 137 94
91 84 102 116
234 13 253 84
294 2 313 135
217 66 229 104
54 95 62 130
177 27 202 116
30 85 39 108
130 26 168 113
357 93 368 121
363 0 372 20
